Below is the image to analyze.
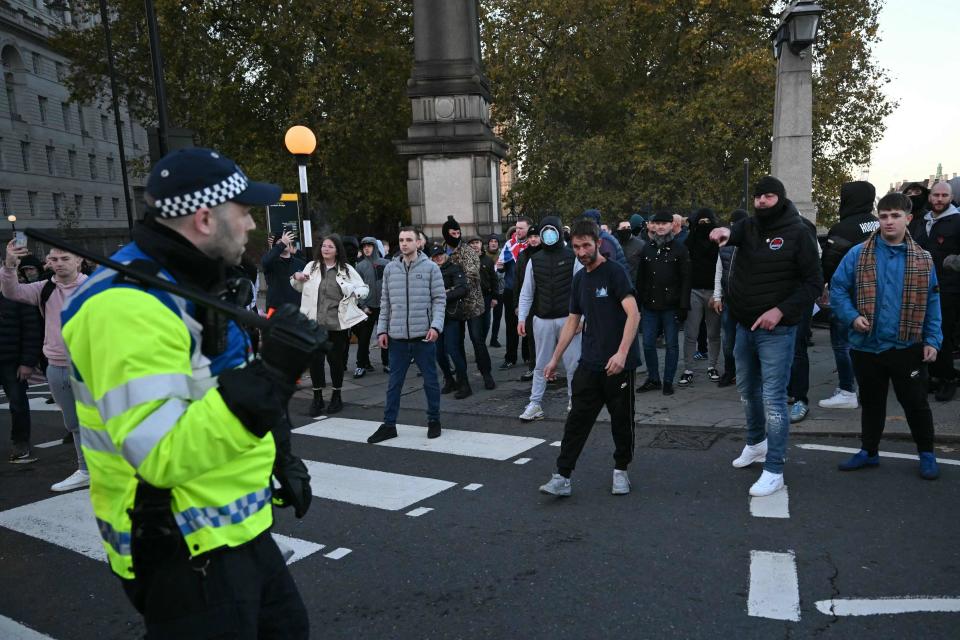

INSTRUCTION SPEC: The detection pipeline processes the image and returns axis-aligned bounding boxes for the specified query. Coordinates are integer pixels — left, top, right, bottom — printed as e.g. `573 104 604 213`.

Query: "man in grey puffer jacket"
353 237 390 378
368 227 447 443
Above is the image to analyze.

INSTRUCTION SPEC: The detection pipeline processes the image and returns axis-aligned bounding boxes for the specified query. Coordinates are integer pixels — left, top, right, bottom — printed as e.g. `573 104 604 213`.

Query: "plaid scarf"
855 231 932 344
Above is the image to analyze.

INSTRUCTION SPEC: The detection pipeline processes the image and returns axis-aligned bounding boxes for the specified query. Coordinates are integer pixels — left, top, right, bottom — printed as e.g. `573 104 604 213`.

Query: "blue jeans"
642 307 680 384
829 312 855 392
436 320 467 380
384 339 441 425
734 324 797 474
721 306 737 376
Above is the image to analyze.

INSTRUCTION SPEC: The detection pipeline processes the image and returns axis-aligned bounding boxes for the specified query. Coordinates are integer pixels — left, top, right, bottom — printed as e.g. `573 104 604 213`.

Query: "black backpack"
39 278 57 315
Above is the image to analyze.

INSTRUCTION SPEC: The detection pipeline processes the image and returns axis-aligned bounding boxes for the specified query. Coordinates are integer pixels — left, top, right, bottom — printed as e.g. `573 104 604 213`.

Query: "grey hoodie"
355 237 389 309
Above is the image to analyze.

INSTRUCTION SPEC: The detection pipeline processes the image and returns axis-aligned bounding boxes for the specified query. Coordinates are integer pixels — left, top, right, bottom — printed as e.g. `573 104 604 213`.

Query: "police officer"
61 148 317 638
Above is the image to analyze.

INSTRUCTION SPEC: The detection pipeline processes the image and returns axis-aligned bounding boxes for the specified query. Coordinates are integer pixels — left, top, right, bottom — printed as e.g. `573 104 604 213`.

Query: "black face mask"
909 194 927 215
614 228 633 244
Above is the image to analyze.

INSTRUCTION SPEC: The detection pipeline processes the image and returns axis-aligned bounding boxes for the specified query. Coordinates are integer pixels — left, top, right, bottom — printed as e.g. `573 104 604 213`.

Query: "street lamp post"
770 0 823 224
742 158 750 209
284 125 318 248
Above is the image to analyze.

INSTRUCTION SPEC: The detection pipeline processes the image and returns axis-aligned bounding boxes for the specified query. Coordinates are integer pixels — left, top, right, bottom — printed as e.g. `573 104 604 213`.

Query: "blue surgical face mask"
542 227 560 246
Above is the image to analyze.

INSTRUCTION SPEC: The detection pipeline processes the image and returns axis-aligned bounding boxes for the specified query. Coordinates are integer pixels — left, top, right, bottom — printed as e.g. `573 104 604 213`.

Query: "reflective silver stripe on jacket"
96 517 132 556
120 398 189 468
79 426 117 454
73 373 215 423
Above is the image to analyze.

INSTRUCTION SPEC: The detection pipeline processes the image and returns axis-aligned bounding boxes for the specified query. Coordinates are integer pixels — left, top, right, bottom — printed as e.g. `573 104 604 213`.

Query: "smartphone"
13 232 27 248
281 222 299 239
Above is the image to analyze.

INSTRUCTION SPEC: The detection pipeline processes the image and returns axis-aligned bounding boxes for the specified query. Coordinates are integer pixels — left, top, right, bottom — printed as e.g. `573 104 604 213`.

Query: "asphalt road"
1 393 958 639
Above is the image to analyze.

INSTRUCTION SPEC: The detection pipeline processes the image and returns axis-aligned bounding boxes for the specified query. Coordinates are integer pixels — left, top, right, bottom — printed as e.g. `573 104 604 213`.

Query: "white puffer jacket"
291 261 369 330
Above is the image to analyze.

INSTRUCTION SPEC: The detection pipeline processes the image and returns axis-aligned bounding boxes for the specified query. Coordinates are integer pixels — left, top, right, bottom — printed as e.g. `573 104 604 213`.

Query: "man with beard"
908 181 960 401
443 216 496 392
539 219 640 497
517 216 582 421
680 208 722 385
818 181 879 410
710 176 822 497
616 220 644 282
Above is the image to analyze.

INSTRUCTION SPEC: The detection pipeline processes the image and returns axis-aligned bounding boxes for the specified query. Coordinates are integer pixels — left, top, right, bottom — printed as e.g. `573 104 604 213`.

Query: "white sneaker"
539 473 572 496
818 388 858 409
519 402 544 422
612 470 631 495
51 469 90 492
732 440 768 468
749 470 785 497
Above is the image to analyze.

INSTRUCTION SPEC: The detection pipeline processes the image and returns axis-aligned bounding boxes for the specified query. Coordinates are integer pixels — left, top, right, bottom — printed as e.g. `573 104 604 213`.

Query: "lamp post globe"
284 125 317 156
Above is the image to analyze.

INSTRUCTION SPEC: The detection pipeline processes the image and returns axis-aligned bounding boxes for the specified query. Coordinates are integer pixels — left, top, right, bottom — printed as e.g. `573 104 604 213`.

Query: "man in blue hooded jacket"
830 192 942 480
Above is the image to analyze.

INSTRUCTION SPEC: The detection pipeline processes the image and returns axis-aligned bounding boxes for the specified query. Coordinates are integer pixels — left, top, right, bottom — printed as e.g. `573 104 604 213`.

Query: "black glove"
218 360 292 437
271 418 312 518
677 309 688 324
260 304 328 384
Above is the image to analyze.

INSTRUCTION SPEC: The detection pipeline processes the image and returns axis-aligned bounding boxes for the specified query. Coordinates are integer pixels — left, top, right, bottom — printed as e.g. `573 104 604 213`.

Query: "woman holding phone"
291 234 368 416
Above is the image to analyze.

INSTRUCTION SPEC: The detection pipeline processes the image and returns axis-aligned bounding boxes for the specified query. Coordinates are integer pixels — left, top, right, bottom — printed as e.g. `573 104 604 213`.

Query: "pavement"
300 324 960 443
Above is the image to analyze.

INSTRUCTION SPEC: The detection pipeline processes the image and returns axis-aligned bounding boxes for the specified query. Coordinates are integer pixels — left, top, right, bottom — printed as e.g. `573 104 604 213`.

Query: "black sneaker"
636 379 662 392
367 423 398 444
483 373 496 390
717 372 736 387
441 377 457 394
9 443 37 464
499 360 515 370
489 339 502 348
662 383 675 396
678 371 694 386
353 367 367 379
707 367 720 381
427 420 442 439
383 366 390 373
520 369 534 382
935 380 957 402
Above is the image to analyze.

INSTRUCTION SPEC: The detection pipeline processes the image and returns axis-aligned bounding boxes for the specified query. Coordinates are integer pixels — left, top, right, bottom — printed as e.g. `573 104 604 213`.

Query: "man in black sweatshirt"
261 230 306 314
818 181 879 410
680 207 721 385
710 176 822 498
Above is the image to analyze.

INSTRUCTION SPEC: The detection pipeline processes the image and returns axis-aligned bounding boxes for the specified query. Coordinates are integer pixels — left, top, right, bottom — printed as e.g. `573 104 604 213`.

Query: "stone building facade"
1 0 147 255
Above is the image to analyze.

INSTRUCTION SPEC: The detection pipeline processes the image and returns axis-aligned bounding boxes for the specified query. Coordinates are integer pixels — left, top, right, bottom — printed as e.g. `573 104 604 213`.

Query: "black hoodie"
822 181 879 284
685 207 720 290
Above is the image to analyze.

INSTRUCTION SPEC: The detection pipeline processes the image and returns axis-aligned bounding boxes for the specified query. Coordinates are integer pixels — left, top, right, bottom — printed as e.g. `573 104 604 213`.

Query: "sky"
865 0 959 191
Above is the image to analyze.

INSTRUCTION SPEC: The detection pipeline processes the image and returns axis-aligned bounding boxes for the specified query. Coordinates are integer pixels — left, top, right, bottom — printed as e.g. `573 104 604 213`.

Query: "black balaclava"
753 176 788 220
901 182 930 217
838 181 876 220
442 215 461 248
691 207 718 232
539 216 563 251
614 226 633 244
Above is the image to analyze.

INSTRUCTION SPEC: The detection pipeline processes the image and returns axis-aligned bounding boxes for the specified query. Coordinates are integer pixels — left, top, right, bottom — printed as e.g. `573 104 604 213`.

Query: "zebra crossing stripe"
293 417 545 461
0 490 327 566
0 614 54 639
303 460 456 511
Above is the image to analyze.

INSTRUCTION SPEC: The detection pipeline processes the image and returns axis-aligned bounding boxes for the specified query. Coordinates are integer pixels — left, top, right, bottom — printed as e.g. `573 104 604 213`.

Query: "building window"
94 196 102 218
55 61 64 81
74 194 83 216
0 138 4 169
27 192 37 216
52 192 63 217
61 102 70 131
31 53 41 75
100 114 109 139
88 154 97 179
5 84 17 116
106 157 115 181
0 190 9 217
112 197 120 218
38 96 48 123
77 104 85 134
20 142 30 171
67 150 76 177
45 146 55 174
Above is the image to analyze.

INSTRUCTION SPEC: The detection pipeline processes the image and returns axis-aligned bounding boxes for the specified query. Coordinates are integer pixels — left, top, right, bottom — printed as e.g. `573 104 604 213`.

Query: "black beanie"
753 176 787 200
442 215 461 247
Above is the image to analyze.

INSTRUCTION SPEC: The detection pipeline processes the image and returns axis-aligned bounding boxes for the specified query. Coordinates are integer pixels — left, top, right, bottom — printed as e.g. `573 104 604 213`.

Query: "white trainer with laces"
612 470 631 495
519 402 544 422
50 469 90 493
732 440 768 468
818 388 858 409
539 473 572 496
749 470 785 497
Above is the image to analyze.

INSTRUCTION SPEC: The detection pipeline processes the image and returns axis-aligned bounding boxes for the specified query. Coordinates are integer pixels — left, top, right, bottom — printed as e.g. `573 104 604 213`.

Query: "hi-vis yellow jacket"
61 241 274 580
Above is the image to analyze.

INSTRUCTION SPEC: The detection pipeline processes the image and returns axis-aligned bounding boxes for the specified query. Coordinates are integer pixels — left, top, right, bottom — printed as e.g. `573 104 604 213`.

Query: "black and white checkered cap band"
153 171 249 218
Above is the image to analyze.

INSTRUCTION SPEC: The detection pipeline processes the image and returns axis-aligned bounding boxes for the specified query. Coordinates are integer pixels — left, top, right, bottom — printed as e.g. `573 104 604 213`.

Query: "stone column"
395 0 507 239
770 43 817 223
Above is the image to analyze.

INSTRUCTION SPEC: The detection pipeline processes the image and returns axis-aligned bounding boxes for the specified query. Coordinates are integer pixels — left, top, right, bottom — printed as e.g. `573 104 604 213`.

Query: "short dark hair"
516 216 533 226
398 226 417 237
877 192 912 214
570 219 599 242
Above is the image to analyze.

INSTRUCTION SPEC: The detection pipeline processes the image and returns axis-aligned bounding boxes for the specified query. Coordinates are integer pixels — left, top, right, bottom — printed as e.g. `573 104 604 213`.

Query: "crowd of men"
1 142 957 635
